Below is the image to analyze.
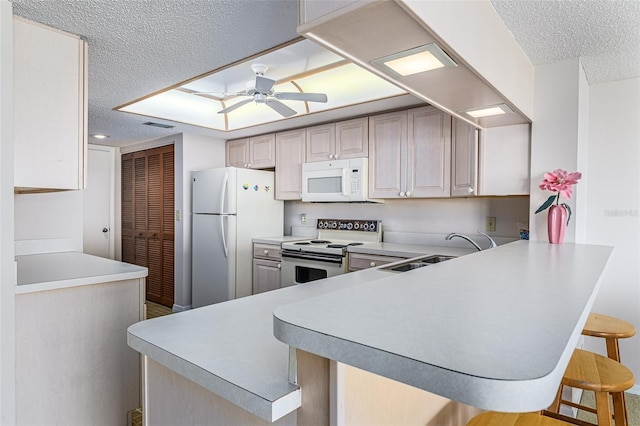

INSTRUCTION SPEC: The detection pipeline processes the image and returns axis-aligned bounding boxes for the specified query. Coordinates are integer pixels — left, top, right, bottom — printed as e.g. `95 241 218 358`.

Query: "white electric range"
280 219 382 287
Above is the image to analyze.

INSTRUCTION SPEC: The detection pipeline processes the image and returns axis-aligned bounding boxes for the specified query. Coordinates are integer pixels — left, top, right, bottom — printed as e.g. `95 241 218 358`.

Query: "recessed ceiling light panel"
463 103 513 118
371 43 458 78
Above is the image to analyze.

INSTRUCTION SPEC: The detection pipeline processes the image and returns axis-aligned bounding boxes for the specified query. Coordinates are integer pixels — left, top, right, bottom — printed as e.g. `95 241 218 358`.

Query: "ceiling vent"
143 121 175 129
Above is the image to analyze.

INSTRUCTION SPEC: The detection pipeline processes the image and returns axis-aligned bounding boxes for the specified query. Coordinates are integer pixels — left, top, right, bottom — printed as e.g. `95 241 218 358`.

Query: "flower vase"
547 205 567 244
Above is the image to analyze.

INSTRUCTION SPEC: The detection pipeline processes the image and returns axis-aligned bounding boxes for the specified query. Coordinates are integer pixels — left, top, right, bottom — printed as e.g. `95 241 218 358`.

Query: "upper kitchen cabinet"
306 117 368 162
14 18 88 192
369 107 451 199
225 134 275 169
275 128 306 200
478 124 531 196
450 118 478 197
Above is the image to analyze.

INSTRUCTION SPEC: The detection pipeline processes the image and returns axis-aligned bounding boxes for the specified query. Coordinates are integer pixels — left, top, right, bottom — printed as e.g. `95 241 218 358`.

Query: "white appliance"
301 158 383 203
280 219 382 287
191 167 283 308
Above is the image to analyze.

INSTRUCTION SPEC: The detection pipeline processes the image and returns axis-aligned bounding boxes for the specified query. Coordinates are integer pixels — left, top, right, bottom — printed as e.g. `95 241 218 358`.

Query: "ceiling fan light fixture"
371 43 457 78
463 103 513 118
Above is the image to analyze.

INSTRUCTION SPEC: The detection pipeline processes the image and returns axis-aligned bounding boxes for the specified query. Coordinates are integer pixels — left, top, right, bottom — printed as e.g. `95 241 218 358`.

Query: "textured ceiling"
10 0 640 147
491 0 640 84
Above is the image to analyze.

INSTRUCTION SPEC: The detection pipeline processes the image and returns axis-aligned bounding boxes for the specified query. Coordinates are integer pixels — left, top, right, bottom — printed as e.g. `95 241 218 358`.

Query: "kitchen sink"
381 255 456 272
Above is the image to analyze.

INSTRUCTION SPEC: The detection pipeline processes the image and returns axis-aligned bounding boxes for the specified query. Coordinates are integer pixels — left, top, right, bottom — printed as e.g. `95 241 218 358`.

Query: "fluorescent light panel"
372 43 457 78
464 103 513 118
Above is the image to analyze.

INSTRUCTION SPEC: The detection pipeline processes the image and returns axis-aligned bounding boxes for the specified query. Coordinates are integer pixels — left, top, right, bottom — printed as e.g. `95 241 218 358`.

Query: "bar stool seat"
545 349 634 426
582 313 635 362
468 412 570 425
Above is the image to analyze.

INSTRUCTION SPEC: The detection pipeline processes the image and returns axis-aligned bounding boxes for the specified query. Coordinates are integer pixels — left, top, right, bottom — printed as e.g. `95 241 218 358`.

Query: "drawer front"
253 243 281 261
348 253 406 271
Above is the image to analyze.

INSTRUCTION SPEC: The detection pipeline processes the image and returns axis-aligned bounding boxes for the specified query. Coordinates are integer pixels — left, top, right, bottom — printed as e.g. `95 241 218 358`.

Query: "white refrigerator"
191 167 283 308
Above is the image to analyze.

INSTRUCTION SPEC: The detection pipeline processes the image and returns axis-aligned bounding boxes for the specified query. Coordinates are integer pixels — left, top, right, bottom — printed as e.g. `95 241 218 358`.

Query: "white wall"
14 191 83 250
583 77 640 385
174 133 225 310
0 1 15 423
529 58 589 243
284 197 529 239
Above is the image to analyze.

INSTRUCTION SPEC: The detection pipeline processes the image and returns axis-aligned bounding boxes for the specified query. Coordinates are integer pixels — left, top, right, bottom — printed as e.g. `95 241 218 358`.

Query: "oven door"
280 251 346 287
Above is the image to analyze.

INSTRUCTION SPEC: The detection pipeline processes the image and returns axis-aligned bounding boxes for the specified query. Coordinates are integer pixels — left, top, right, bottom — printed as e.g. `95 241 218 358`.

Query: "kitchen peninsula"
127 241 613 425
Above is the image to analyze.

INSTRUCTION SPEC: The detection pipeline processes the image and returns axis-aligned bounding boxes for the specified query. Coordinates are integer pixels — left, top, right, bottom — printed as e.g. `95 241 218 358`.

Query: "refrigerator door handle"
220 215 229 258
220 171 229 214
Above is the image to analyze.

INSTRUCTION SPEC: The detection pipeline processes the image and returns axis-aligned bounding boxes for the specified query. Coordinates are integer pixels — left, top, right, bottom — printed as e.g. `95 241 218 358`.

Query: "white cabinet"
226 134 275 169
478 124 531 195
369 107 451 199
451 118 478 197
275 128 306 200
13 18 87 192
252 243 281 294
306 117 368 162
348 253 406 272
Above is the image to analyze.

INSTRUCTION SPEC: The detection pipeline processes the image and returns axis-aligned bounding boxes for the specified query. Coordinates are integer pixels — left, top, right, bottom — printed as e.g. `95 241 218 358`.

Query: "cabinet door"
407 107 451 198
253 259 281 294
368 111 407 198
306 123 336 162
275 129 306 200
14 18 87 191
335 117 368 159
226 139 249 167
478 124 530 195
450 118 478 197
249 134 276 168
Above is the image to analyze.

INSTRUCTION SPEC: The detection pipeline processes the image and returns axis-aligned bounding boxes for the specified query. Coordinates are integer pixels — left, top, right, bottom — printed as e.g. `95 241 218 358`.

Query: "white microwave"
301 158 383 203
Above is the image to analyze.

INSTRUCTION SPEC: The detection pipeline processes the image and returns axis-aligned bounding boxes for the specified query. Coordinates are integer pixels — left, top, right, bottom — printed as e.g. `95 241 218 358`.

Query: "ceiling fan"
214 64 328 117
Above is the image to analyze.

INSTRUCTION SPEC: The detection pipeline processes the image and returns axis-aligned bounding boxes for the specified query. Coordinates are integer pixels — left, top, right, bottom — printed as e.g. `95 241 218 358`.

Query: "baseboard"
172 303 191 312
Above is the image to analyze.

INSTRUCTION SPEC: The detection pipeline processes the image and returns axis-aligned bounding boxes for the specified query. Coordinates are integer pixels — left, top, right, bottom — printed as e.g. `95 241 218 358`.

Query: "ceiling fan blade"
265 99 297 117
218 98 253 114
255 75 275 93
273 92 328 103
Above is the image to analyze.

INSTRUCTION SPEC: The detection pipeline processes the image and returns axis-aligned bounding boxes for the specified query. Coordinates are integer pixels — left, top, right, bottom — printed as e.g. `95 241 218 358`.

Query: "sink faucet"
445 232 497 251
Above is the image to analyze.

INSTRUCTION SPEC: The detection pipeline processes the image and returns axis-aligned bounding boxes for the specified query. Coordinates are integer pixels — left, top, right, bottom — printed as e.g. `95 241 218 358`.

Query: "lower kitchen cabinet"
348 253 406 272
253 243 281 294
16 275 145 425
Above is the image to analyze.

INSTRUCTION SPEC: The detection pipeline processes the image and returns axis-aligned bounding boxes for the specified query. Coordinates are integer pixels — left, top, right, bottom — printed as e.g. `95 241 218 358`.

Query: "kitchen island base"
144 358 297 426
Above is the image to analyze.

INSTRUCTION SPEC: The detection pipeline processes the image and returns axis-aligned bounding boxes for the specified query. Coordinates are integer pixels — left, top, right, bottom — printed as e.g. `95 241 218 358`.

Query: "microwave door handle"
342 168 349 196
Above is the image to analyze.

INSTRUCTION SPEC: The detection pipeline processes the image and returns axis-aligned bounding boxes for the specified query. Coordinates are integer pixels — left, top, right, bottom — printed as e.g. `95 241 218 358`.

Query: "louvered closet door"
121 145 175 308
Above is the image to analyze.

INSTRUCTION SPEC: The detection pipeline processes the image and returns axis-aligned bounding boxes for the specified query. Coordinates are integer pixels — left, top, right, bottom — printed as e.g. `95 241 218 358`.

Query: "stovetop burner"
326 242 364 249
294 242 311 245
310 239 331 244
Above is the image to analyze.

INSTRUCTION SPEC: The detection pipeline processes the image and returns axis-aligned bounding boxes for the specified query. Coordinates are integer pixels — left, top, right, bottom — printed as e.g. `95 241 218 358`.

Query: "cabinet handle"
247 163 252 168
467 187 474 194
406 191 411 197
328 154 334 159
277 263 281 269
399 191 405 197
333 154 338 159
264 250 269 255
370 262 376 267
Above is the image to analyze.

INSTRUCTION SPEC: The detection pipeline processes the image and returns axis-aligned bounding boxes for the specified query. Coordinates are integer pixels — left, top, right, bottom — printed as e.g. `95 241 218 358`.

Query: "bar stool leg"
612 391 628 426
595 391 613 426
549 385 563 413
605 337 621 362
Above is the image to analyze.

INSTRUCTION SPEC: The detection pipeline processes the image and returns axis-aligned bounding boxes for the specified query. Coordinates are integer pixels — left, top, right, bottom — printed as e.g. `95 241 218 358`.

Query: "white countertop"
252 236 310 245
127 241 613 420
16 252 148 294
348 242 475 258
273 241 614 412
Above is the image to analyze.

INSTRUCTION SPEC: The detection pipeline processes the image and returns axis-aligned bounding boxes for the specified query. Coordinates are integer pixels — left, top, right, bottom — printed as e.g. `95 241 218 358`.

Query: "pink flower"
538 169 582 199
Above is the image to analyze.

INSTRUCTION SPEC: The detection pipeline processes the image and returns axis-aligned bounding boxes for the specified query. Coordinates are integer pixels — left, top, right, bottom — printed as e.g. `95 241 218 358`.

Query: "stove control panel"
316 219 381 232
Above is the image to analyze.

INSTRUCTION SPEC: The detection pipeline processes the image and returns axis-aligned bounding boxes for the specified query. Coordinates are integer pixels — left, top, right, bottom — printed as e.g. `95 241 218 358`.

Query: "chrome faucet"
445 232 497 251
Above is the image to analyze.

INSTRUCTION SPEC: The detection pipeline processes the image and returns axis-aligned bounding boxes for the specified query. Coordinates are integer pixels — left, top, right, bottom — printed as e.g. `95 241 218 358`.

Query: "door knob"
102 228 109 233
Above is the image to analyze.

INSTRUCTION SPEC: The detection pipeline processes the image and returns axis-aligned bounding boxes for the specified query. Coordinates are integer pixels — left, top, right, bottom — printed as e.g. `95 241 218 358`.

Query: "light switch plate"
486 217 496 232
175 210 181 222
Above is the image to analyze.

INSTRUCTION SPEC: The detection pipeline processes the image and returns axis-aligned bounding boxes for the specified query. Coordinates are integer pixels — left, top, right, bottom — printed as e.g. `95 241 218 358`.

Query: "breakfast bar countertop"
273 241 614 412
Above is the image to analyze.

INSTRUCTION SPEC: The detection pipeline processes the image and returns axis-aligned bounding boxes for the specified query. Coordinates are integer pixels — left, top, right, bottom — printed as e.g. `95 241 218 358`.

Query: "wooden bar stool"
468 412 570 425
582 313 635 362
545 349 634 426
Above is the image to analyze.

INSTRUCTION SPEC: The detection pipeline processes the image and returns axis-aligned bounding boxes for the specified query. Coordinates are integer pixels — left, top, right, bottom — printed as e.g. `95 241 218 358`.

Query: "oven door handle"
281 251 344 264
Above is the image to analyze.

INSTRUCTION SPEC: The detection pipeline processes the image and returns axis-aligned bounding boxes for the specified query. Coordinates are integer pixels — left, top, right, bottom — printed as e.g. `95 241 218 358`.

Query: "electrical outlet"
175 210 181 222
486 217 496 232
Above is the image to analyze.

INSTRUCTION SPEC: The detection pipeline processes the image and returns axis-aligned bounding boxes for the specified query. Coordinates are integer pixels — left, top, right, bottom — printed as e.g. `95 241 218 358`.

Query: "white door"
83 145 115 258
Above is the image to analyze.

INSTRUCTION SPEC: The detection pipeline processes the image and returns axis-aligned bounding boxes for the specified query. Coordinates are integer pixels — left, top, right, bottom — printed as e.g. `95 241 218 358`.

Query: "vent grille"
143 121 175 129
